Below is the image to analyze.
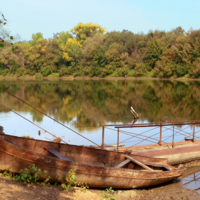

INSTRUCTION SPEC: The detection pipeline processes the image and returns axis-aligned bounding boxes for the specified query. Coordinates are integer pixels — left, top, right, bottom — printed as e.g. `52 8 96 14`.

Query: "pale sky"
1 0 200 41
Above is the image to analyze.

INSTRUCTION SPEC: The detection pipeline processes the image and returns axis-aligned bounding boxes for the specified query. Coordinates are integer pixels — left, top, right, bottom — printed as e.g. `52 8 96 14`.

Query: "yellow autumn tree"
57 37 82 66
70 22 106 45
55 32 71 49
24 33 47 72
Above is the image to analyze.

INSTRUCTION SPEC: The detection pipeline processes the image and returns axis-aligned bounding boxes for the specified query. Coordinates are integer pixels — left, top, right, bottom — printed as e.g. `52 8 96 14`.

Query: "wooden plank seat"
44 147 71 161
139 160 173 171
114 159 131 168
115 156 154 171
125 155 154 171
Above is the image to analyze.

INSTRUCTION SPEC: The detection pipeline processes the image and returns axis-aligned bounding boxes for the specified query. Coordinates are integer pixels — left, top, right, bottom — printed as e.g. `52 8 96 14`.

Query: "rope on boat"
1 89 101 147
0 102 67 143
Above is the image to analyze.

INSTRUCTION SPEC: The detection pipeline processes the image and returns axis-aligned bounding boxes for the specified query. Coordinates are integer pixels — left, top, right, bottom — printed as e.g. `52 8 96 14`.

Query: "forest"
1 22 200 78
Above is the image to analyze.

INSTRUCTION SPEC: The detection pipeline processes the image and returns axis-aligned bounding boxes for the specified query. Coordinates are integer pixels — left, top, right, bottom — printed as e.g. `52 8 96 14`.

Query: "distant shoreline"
0 76 200 82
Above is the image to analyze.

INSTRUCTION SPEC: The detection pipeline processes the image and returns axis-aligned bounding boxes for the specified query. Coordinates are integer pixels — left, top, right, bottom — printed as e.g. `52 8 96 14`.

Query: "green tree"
145 39 164 70
105 42 121 67
24 33 60 74
82 33 107 75
0 13 15 67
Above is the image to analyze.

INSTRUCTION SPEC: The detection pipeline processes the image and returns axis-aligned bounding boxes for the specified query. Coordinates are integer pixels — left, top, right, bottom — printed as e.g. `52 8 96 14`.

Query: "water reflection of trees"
0 80 200 132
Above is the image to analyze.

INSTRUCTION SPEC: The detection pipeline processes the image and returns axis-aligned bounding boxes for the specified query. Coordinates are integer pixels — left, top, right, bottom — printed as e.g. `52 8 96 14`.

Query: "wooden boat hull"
0 134 185 189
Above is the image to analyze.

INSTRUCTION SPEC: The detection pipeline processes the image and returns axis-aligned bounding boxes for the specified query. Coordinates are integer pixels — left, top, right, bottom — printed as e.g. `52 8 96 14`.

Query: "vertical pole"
172 125 175 148
192 124 195 143
117 128 119 152
102 126 105 149
158 124 162 146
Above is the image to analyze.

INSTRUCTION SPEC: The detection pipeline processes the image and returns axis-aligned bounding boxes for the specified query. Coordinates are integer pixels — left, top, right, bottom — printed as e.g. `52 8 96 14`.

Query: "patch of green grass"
100 187 116 200
0 168 13 179
35 73 43 78
48 73 59 77
127 69 135 76
58 169 89 192
145 71 153 77
14 164 50 186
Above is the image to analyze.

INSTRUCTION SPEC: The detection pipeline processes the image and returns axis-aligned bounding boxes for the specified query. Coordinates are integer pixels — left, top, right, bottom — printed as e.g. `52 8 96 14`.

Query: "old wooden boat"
0 133 185 189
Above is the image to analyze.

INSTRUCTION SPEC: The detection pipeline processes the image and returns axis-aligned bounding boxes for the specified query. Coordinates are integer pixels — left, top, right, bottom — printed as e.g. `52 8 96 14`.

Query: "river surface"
182 166 200 194
1 79 200 145
1 79 200 192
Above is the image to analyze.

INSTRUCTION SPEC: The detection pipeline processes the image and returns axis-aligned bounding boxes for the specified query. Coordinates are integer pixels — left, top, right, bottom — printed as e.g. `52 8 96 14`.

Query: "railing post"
192 123 195 143
158 124 162 146
102 126 105 149
172 125 175 148
117 128 119 152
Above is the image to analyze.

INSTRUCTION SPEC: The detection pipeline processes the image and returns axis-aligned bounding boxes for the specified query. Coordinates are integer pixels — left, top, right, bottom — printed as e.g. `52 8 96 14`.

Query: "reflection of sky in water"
1 111 199 147
0 112 102 146
182 169 200 194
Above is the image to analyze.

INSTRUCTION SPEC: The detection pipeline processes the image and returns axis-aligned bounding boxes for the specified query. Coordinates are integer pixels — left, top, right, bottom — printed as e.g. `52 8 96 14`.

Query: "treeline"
1 23 200 78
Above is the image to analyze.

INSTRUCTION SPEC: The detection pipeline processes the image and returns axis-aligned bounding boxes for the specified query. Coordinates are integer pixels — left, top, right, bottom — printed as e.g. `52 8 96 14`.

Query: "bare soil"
0 175 199 200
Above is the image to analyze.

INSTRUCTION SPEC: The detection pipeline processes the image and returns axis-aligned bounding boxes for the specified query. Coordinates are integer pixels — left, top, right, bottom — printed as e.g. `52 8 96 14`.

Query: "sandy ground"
0 175 199 200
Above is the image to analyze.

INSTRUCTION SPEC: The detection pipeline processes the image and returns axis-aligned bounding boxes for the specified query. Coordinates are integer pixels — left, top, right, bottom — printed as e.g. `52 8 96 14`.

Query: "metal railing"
101 120 200 151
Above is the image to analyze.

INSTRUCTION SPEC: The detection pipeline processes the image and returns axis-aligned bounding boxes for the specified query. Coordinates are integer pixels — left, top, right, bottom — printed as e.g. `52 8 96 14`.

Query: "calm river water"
1 79 200 145
0 79 200 192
